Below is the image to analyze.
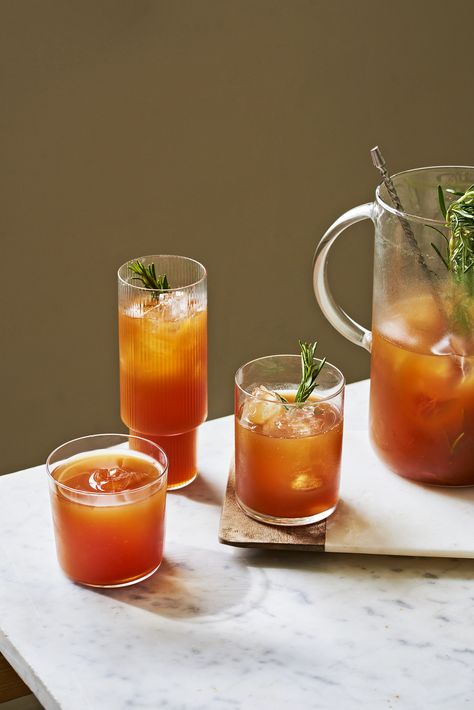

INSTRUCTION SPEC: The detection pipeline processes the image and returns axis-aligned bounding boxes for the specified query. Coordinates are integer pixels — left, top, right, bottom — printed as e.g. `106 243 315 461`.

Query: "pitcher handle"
313 203 374 352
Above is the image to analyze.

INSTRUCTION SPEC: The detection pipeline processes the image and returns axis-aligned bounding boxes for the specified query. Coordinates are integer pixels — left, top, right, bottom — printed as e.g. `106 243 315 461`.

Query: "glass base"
167 470 198 491
70 562 162 589
130 428 198 489
236 497 337 526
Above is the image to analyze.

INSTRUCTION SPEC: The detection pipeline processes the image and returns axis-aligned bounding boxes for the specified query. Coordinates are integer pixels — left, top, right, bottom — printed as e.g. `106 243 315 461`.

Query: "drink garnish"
128 260 170 290
431 185 474 284
295 340 326 403
274 391 289 407
430 185 474 335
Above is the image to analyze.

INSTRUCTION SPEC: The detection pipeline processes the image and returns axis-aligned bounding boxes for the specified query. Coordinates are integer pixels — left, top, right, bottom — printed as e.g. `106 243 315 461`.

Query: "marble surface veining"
0 381 473 709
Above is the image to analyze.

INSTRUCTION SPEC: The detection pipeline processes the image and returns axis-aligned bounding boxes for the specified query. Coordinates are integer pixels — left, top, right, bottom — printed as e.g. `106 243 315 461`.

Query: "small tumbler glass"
118 255 207 489
235 355 344 526
46 433 168 587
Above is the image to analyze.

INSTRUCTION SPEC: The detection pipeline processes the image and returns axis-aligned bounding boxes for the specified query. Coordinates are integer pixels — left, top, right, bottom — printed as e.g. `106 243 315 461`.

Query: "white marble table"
1 381 473 710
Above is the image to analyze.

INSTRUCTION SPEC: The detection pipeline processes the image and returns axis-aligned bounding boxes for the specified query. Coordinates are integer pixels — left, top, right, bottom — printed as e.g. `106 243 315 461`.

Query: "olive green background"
1 0 473 476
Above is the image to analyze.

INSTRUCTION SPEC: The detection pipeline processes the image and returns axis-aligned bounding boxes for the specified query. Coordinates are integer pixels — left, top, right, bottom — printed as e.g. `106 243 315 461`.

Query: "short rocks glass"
234 355 344 526
47 434 168 587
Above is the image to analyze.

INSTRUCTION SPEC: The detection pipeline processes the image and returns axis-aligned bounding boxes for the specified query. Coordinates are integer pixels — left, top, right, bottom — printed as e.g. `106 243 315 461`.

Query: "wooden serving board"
219 429 474 558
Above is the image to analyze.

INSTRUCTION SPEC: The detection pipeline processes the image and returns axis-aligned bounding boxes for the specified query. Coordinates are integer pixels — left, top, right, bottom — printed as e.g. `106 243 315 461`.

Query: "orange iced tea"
118 256 207 489
119 306 207 437
370 294 474 485
47 436 167 587
234 356 344 525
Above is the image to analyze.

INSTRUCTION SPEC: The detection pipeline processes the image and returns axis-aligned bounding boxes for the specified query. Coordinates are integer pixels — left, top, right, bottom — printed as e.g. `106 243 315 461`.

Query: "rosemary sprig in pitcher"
432 185 474 286
430 185 474 335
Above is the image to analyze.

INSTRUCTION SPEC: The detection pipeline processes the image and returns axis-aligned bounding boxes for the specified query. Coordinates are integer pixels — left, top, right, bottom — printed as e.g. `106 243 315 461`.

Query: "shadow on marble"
99 546 268 622
235 547 474 582
171 473 222 507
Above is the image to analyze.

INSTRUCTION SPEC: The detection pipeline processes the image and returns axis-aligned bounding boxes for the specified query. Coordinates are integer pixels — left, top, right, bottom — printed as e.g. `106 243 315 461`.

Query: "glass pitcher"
313 166 474 486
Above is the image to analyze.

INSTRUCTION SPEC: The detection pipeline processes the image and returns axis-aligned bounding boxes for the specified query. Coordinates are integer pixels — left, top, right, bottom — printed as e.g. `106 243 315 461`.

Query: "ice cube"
379 314 422 351
241 385 282 426
124 300 149 318
263 402 338 438
403 295 442 335
291 472 324 491
280 406 319 438
89 467 137 493
457 359 474 395
144 291 189 324
378 295 451 352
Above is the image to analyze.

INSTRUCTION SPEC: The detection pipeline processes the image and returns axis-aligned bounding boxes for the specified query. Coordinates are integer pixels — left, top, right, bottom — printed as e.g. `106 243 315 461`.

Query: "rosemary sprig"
431 185 474 335
128 260 170 290
295 340 326 403
432 185 474 288
450 431 465 454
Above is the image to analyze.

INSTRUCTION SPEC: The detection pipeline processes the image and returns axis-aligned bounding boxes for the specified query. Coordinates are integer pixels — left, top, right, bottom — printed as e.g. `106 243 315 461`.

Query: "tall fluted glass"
118 255 207 489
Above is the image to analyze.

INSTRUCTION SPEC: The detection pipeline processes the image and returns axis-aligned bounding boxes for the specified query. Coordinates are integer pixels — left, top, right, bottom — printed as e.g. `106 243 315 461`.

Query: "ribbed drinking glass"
118 255 207 489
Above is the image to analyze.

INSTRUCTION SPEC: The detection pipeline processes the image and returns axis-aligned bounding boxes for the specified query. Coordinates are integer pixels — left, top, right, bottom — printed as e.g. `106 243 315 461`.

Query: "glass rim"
46 433 168 497
117 254 207 293
235 354 345 405
375 165 474 226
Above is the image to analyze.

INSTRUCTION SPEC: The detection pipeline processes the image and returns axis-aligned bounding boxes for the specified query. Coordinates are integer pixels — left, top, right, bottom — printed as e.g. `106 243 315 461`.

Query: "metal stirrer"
370 146 445 315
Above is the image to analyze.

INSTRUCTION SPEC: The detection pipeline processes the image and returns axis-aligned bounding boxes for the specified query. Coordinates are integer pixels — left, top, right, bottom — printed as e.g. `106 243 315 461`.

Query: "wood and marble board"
219 466 326 550
219 429 474 558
